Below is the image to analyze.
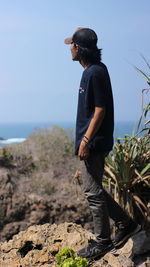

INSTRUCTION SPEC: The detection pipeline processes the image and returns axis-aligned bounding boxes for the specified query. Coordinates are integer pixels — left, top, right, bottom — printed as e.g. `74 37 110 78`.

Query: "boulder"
0 222 150 267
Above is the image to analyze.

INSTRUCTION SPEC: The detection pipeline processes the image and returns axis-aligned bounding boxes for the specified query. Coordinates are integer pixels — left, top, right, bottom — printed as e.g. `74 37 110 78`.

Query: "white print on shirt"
79 87 85 94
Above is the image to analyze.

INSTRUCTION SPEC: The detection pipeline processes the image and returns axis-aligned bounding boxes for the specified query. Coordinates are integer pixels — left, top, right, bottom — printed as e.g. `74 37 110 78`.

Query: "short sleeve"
90 73 106 107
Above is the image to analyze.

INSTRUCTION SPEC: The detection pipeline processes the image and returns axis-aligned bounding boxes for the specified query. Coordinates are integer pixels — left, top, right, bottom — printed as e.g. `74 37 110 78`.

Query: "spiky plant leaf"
134 66 150 81
140 54 150 69
141 163 150 175
132 195 147 212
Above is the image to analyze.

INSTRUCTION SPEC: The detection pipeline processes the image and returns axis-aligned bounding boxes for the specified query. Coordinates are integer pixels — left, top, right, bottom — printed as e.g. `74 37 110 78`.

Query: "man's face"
70 43 79 61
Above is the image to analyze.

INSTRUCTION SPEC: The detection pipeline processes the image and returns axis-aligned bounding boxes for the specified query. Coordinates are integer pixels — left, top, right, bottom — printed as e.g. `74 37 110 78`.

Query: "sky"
0 0 150 124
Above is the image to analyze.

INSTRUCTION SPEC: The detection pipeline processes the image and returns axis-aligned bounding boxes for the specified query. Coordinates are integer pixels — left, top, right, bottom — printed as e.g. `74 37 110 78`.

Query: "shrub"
0 148 13 167
104 102 150 227
25 126 74 171
56 248 88 267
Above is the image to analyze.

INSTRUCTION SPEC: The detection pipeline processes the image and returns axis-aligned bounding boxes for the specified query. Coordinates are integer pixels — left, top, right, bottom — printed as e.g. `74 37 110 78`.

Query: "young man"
64 28 141 260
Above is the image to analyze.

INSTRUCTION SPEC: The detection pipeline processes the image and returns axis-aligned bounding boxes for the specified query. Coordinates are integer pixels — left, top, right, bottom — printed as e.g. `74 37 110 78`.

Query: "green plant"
56 248 88 267
137 102 150 133
104 121 150 226
2 126 79 196
26 126 74 171
134 54 150 85
0 148 13 166
103 56 150 227
133 55 150 135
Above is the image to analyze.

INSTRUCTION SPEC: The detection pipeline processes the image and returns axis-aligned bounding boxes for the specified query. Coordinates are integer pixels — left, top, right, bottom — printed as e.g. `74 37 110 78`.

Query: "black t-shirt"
75 63 114 155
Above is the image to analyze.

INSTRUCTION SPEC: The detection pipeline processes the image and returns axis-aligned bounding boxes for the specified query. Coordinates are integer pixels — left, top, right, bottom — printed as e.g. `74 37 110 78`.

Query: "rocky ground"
0 129 149 266
0 128 95 243
0 222 150 267
0 165 92 242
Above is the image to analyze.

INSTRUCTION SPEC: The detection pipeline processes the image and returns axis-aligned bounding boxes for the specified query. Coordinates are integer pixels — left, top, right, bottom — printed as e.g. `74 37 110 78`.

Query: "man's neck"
80 60 91 69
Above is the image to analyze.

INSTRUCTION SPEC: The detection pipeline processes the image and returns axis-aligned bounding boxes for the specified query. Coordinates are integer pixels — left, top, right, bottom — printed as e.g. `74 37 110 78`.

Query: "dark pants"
82 151 130 244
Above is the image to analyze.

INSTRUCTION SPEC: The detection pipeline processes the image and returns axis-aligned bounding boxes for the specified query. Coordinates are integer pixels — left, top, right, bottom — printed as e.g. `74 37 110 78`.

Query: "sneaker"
77 239 115 260
113 221 142 248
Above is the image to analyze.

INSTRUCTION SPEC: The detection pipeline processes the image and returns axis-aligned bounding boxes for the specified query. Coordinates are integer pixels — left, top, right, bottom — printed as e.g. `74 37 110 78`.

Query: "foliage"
56 248 75 265
56 248 88 267
104 134 150 222
3 126 78 195
104 99 150 227
104 56 150 227
134 54 150 85
134 56 150 135
2 143 36 174
4 126 76 171
137 102 150 133
25 126 74 171
0 148 13 167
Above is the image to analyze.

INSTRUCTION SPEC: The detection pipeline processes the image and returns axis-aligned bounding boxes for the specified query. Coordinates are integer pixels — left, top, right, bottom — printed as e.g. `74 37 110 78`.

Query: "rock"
0 167 92 242
0 222 149 267
132 230 150 255
94 230 150 267
0 222 94 266
0 137 6 140
93 253 134 267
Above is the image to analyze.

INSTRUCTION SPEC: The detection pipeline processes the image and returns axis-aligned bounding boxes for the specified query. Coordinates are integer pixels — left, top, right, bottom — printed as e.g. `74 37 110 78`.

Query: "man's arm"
78 106 105 160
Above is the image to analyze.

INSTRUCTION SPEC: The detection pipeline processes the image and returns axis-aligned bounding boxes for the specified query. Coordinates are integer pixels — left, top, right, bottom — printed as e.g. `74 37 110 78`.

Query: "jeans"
82 151 130 244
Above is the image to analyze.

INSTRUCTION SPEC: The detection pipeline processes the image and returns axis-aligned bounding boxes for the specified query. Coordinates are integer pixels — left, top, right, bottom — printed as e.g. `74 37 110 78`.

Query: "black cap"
64 28 98 49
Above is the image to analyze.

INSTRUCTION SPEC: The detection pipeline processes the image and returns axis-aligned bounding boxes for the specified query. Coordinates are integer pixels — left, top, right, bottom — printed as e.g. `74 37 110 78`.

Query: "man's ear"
74 43 78 51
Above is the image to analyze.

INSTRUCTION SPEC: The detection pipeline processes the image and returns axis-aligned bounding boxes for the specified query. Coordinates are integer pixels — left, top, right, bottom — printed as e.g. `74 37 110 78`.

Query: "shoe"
77 239 115 260
113 221 142 248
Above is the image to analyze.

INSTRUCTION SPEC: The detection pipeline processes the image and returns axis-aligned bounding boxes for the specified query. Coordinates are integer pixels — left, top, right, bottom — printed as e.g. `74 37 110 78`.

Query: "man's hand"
78 107 105 160
78 140 90 160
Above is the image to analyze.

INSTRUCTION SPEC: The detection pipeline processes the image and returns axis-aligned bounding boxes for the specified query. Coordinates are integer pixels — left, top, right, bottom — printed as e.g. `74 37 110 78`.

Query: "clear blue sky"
0 0 149 124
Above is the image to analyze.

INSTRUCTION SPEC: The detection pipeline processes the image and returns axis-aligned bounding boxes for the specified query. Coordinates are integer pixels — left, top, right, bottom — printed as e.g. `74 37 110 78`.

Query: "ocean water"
0 121 138 146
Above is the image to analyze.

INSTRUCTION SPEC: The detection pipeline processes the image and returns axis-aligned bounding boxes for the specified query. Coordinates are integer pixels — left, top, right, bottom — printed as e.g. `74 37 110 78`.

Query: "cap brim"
64 27 85 44
64 37 72 44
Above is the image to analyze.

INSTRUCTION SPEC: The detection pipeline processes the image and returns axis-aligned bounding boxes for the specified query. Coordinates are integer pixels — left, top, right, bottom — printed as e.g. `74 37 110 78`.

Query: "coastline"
0 120 138 146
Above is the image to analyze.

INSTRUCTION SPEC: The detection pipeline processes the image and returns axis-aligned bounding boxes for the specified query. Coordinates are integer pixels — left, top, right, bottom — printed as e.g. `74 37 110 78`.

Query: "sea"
0 121 139 147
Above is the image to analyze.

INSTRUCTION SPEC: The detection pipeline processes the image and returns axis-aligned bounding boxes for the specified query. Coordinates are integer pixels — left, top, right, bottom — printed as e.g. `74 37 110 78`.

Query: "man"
64 28 141 260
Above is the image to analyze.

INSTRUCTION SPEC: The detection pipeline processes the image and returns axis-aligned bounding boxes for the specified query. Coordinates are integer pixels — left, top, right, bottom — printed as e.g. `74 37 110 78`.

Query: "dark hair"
77 45 102 65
